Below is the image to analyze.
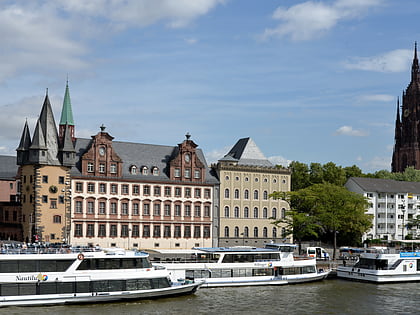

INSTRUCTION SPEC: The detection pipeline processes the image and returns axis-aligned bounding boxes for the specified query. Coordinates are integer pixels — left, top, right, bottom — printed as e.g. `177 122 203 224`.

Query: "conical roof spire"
411 42 419 82
17 120 31 151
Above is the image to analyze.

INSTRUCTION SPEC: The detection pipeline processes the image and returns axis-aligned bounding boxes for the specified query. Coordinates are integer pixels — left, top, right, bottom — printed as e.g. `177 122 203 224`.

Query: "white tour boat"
0 247 201 307
148 244 330 287
337 250 420 283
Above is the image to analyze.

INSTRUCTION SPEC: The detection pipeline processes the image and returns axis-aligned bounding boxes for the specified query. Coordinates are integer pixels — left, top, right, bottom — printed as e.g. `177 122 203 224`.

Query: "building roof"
0 155 18 180
221 137 273 167
347 177 420 194
71 138 219 184
59 82 75 126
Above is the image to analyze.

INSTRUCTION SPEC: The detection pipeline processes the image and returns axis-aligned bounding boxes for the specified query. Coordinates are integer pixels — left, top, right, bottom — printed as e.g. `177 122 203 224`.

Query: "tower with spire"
17 83 76 243
392 43 420 172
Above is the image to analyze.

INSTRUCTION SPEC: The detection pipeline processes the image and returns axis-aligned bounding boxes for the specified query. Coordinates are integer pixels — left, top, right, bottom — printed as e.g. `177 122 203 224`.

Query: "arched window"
244 226 249 237
224 206 230 218
130 165 137 175
253 227 258 237
142 166 148 175
263 227 268 238
272 227 277 238
234 226 239 237
281 208 286 219
244 189 249 199
282 227 286 238
253 207 258 218
152 167 159 176
263 207 268 219
224 226 229 237
244 207 249 218
224 188 230 199
272 208 277 219
234 206 239 218
263 190 268 200
234 189 239 199
254 190 259 200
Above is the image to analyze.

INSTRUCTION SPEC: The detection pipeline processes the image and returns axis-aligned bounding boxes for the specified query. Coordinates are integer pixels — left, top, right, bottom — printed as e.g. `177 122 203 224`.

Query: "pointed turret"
59 80 75 143
412 42 419 83
59 124 76 167
16 120 32 165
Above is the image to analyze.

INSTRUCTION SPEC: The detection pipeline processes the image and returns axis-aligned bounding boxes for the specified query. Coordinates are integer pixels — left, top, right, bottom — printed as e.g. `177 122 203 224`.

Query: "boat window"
252 268 273 276
77 258 152 270
150 277 171 289
186 269 211 279
0 259 74 273
75 281 90 293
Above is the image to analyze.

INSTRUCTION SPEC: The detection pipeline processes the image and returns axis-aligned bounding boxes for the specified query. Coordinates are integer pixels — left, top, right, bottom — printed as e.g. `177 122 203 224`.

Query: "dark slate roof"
222 137 273 167
348 177 420 194
0 155 18 180
72 138 219 184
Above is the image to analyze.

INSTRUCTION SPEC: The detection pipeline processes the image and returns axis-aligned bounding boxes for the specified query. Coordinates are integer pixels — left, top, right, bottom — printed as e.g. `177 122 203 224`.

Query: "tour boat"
148 244 329 287
0 247 201 307
337 250 420 283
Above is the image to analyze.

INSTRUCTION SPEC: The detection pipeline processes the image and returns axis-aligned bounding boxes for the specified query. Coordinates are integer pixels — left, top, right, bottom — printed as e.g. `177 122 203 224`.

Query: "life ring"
77 253 84 260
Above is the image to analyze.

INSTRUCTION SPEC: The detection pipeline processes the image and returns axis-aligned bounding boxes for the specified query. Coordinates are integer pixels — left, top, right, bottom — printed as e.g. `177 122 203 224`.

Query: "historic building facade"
392 43 420 172
16 83 219 248
212 138 291 247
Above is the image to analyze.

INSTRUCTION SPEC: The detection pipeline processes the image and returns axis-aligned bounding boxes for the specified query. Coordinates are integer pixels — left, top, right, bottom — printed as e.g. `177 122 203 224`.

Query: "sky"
1 0 420 173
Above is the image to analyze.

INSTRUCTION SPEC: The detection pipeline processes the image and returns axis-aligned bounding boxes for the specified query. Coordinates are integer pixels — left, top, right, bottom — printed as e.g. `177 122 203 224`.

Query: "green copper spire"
59 80 75 126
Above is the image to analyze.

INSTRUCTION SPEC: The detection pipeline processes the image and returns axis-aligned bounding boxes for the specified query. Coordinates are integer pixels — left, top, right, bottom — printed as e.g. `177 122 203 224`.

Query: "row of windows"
129 165 159 176
224 206 286 219
224 188 271 200
76 182 211 199
22 175 66 185
224 175 287 184
74 200 211 217
174 168 202 179
223 226 286 238
74 223 211 239
87 162 118 174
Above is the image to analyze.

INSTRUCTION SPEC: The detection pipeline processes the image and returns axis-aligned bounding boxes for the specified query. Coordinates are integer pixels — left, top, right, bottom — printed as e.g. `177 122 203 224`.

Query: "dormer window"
142 166 148 175
110 164 117 174
152 167 159 176
87 162 94 173
130 165 137 175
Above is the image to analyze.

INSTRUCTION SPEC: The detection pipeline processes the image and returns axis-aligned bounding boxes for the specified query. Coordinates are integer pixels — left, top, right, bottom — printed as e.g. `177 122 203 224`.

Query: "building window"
263 207 268 219
224 206 230 218
263 227 268 237
87 224 94 237
87 201 94 214
75 201 83 213
164 186 171 196
175 187 182 197
153 167 159 176
130 165 137 175
87 162 94 173
224 188 230 199
254 227 258 237
244 207 249 218
204 189 211 198
185 188 191 198
121 225 129 237
75 224 83 237
254 207 259 218
121 202 128 215
184 226 191 238
204 226 210 238
99 163 105 173
75 182 83 192
244 226 249 237
50 199 57 209
234 206 239 218
185 205 191 217
110 225 117 237
244 189 249 199
99 224 106 237
194 205 201 217
185 169 191 178
164 226 171 237
143 185 150 195
234 226 239 237
142 167 148 175
143 203 150 215
110 202 117 215
42 195 48 203
194 169 201 179
132 203 139 215
174 226 181 238
111 184 117 194
195 188 201 198
122 185 129 194
194 226 201 238
154 186 161 196
281 208 286 219
272 208 277 219
254 190 259 200
42 175 48 183
153 203 161 216
87 183 95 193
175 204 181 216
99 183 106 193
58 176 65 184
99 202 106 214
174 168 181 177
143 225 150 237
153 225 161 238
132 225 139 237
110 164 117 174
263 191 268 200
59 195 64 204
53 215 61 223
204 205 210 217
133 185 139 195
234 189 239 199
272 227 277 238
164 204 171 216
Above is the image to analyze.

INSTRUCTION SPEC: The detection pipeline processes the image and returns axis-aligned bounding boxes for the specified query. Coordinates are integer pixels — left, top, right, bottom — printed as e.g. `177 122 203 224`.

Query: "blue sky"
1 0 420 173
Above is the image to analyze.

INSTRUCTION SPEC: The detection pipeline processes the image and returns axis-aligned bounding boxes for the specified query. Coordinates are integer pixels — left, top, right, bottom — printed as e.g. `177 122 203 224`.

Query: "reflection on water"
0 280 418 315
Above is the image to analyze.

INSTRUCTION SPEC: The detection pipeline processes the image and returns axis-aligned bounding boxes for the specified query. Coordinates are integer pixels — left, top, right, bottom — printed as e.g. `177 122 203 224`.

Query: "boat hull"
337 266 420 283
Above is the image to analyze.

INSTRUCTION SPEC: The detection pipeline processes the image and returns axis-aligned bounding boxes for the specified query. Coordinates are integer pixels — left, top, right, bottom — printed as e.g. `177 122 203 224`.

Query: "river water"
0 279 417 315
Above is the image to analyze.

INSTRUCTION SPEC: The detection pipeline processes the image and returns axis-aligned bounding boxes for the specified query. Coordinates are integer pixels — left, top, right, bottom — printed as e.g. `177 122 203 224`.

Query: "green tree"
343 165 364 180
309 162 324 184
289 161 310 191
322 162 347 186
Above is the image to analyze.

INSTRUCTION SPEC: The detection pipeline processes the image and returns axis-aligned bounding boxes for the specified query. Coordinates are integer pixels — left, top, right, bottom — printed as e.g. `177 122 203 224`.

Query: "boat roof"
194 247 279 253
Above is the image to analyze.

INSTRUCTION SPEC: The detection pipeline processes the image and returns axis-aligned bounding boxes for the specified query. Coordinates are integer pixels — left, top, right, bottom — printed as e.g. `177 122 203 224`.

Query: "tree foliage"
271 183 372 258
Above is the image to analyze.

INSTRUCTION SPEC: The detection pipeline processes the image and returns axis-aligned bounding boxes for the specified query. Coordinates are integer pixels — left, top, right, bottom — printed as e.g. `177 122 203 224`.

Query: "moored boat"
337 250 420 283
148 243 330 287
0 247 201 307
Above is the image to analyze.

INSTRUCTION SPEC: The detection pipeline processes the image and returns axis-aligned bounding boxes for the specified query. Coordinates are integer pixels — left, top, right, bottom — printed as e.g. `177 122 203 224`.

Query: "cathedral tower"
392 43 420 172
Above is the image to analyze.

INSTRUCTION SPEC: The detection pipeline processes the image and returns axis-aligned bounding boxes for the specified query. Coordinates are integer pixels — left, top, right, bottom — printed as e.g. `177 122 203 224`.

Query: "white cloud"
345 49 412 73
204 146 231 165
359 94 395 102
363 156 391 171
268 155 291 167
262 0 384 41
334 125 368 136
